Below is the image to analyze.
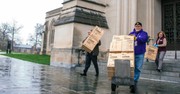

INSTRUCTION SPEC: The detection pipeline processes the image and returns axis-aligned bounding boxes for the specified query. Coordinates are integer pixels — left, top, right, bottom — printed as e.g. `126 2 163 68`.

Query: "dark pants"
6 49 11 54
155 51 166 70
83 54 99 75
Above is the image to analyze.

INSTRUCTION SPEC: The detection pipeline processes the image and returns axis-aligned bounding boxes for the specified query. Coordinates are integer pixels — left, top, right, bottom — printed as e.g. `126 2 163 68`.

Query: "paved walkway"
0 55 179 94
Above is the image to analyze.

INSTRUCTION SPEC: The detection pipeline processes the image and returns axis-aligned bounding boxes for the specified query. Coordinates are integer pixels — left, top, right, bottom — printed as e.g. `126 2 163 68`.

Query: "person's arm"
158 38 167 47
97 40 101 46
129 32 135 36
136 32 148 43
82 37 88 43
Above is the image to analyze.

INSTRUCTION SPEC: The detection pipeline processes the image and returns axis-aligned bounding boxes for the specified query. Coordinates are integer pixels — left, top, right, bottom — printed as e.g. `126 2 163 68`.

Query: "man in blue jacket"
129 22 148 93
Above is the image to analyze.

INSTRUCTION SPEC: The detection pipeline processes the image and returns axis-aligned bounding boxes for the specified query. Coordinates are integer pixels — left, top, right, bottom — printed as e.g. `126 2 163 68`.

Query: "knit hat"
135 22 142 26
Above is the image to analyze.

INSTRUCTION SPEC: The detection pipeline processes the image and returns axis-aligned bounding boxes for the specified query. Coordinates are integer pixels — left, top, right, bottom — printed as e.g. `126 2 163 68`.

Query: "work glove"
153 44 158 47
134 36 137 40
129 34 137 40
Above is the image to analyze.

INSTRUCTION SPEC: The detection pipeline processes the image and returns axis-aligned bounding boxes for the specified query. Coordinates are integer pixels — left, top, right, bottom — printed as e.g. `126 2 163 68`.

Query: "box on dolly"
106 35 135 91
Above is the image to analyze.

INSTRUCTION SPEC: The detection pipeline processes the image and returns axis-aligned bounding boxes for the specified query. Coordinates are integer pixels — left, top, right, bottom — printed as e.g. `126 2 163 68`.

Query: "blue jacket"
129 29 148 55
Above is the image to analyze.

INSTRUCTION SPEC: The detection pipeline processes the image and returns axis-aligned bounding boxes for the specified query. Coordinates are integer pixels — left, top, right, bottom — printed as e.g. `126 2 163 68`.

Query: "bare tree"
0 21 23 51
8 21 23 51
0 23 11 40
29 23 43 50
0 23 11 50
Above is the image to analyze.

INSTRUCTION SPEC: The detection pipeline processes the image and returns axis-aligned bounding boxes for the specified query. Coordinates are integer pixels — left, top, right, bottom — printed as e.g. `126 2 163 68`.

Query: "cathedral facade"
41 0 180 68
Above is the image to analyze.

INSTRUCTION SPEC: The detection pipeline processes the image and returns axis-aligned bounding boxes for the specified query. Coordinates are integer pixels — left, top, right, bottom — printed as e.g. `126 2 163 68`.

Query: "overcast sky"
0 0 63 44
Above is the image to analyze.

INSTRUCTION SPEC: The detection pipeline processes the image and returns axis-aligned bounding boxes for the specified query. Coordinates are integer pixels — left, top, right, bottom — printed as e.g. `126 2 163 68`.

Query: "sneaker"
80 73 87 76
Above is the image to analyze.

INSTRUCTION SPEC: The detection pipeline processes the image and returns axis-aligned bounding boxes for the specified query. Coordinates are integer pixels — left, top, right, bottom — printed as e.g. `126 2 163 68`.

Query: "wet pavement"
0 55 180 94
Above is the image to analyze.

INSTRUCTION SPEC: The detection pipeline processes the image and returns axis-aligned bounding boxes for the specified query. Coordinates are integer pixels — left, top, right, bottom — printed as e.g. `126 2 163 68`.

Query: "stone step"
142 62 180 72
141 69 179 77
141 60 180 83
164 51 180 59
141 73 180 83
75 60 180 83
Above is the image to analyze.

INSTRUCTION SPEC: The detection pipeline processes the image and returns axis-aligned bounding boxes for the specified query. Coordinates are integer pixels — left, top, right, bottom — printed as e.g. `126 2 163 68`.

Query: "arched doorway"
162 0 180 50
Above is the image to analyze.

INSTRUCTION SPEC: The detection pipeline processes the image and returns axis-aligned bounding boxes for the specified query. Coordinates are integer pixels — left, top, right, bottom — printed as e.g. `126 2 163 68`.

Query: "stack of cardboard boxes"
82 26 104 53
107 35 135 80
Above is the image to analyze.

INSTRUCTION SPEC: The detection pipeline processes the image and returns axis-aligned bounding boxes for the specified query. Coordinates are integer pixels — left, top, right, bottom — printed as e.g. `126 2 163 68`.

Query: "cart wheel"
111 83 116 91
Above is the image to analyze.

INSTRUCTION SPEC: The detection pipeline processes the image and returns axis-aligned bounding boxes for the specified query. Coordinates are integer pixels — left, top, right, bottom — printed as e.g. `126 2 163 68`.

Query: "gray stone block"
151 70 160 75
172 68 180 72
160 76 180 83
149 74 161 80
141 70 151 74
161 72 179 77
141 74 150 79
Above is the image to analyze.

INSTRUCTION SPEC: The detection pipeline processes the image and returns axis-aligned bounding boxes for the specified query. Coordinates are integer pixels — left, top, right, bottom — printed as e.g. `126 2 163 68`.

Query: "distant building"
41 0 180 68
14 44 33 54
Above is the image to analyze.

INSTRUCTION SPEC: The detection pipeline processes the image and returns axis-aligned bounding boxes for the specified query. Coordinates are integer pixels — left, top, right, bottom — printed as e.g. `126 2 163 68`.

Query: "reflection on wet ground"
0 55 179 94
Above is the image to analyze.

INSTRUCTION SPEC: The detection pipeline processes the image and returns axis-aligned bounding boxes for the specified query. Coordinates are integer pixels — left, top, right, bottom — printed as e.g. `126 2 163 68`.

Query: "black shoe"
111 91 115 94
80 73 87 76
130 85 136 93
129 85 133 89
111 83 117 91
95 74 99 77
156 69 162 72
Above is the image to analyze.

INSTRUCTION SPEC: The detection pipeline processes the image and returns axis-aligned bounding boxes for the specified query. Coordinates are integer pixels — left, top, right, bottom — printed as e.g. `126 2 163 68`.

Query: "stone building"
41 0 180 68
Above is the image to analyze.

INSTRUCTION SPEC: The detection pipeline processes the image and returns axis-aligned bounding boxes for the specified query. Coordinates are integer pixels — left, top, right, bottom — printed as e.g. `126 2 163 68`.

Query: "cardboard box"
107 53 134 67
107 35 135 80
109 42 122 52
110 35 134 52
107 64 134 80
130 67 134 78
82 36 97 53
91 27 104 40
107 67 115 80
145 45 158 61
82 26 104 53
112 35 134 41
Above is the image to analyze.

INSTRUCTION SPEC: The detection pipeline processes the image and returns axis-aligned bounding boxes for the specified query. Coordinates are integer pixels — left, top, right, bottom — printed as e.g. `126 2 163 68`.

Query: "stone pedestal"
51 48 78 68
50 0 108 68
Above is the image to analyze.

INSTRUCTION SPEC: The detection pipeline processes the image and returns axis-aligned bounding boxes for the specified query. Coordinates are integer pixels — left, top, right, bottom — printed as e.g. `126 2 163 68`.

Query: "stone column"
128 0 137 32
146 0 154 39
153 0 162 40
142 0 162 44
116 0 121 35
40 23 48 55
119 0 128 35
137 0 161 45
51 0 108 68
119 0 137 34
41 31 47 55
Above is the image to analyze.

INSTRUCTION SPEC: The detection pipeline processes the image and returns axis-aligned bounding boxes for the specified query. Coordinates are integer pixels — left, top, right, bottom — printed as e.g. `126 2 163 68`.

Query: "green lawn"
2 53 50 65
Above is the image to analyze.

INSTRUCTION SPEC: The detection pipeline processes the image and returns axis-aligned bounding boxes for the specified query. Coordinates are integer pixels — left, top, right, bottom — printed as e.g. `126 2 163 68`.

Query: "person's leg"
146 59 149 62
6 49 8 54
155 52 160 68
131 54 144 93
92 56 99 76
9 49 11 54
134 54 145 82
158 51 166 70
82 55 92 75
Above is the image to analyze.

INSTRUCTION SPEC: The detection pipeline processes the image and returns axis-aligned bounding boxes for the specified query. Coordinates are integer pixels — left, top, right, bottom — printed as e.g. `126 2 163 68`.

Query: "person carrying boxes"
80 29 102 77
129 22 148 93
